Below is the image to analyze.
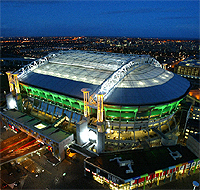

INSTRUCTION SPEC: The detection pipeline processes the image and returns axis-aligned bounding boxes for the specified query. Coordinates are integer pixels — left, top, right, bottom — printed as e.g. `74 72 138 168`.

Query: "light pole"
62 172 66 180
192 181 199 190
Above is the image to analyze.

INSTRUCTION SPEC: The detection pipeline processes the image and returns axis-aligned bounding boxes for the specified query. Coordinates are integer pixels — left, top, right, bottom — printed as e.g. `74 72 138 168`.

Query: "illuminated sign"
186 163 191 169
179 165 185 170
130 180 136 185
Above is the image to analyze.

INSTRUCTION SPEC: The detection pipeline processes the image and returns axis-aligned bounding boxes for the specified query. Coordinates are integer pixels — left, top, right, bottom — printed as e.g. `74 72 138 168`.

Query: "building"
84 144 200 190
186 132 200 158
174 55 200 86
182 89 199 141
1 50 191 157
1 57 34 67
0 109 74 161
190 101 200 121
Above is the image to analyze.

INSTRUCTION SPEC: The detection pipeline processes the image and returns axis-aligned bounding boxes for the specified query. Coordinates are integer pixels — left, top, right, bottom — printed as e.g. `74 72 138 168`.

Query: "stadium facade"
1 50 191 160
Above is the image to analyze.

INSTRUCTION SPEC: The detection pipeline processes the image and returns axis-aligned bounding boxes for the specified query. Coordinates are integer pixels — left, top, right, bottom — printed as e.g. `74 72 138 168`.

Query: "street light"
63 173 66 177
193 181 199 190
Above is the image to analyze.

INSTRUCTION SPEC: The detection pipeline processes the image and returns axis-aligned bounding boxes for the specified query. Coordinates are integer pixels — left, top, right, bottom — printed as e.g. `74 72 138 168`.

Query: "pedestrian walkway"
69 143 98 158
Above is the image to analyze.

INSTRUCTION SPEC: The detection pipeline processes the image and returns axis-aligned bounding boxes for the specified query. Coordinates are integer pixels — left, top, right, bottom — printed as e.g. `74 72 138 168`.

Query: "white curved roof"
18 50 191 106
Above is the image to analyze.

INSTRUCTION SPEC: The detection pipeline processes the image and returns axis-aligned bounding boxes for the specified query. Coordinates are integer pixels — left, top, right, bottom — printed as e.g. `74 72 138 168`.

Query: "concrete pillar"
96 122 105 153
76 119 89 146
16 93 23 112
97 131 105 153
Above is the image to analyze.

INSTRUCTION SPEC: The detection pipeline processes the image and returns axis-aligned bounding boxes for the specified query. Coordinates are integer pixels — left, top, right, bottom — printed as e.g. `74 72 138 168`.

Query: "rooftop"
1 109 72 143
86 144 198 181
190 133 200 142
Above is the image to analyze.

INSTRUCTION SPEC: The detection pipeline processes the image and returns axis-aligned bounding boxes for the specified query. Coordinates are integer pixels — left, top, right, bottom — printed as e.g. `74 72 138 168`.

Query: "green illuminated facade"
20 82 183 152
20 83 182 122
21 83 85 112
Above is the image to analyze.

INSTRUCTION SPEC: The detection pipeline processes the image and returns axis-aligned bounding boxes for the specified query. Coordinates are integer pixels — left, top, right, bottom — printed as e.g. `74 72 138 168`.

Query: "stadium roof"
18 50 191 106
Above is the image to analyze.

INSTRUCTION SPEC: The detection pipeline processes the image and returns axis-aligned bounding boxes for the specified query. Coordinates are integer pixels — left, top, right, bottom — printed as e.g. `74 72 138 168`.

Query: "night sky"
1 0 199 39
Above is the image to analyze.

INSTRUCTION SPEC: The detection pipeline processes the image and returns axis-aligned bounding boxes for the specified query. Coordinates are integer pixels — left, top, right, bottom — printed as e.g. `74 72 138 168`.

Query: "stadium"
2 50 191 159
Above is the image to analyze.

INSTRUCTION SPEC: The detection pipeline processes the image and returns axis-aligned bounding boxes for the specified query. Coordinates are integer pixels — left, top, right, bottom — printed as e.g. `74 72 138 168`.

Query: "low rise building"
186 133 200 158
174 55 200 87
84 145 199 190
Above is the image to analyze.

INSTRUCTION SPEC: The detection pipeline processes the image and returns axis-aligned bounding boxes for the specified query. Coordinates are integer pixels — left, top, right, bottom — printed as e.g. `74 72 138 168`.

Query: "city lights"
0 35 199 190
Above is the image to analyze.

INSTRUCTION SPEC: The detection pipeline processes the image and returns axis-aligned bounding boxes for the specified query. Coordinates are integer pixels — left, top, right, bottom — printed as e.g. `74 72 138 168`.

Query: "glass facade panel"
55 107 63 117
64 110 72 118
48 105 55 115
40 102 48 111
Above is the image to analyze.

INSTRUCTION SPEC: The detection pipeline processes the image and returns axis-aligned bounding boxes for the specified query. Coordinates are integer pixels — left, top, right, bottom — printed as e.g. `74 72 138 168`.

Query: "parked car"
14 181 20 186
2 183 8 188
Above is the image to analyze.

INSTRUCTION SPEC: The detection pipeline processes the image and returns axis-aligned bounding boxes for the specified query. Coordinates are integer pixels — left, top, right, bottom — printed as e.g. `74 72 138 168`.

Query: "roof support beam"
92 56 161 101
15 51 64 79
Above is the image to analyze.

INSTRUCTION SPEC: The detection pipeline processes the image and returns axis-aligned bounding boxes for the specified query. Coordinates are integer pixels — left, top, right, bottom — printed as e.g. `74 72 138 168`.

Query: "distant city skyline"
1 0 199 39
